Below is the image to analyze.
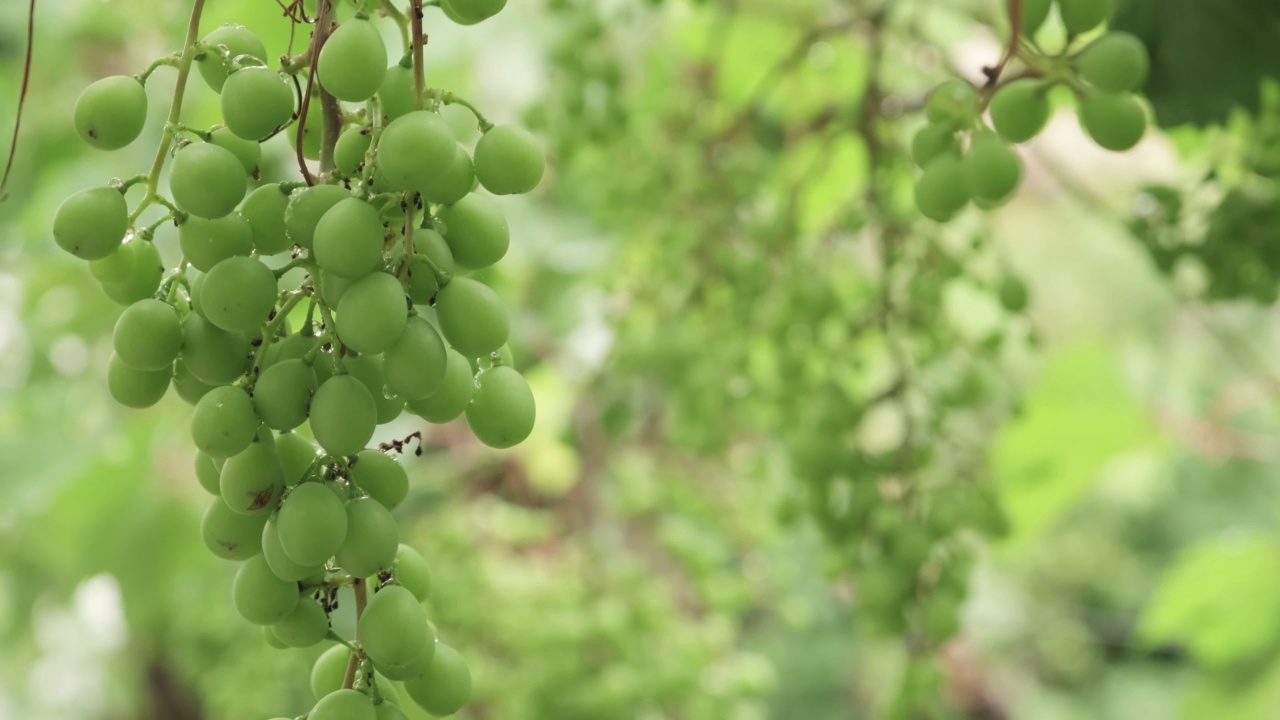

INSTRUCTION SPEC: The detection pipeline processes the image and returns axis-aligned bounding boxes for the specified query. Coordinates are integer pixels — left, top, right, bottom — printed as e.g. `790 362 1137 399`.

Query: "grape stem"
377 0 411 52
340 577 369 690
0 0 36 202
982 0 1023 89
137 53 182 84
440 92 495 133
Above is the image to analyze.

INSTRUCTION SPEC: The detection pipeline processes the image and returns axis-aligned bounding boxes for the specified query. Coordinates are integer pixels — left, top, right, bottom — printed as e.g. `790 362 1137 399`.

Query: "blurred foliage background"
2 0 1280 718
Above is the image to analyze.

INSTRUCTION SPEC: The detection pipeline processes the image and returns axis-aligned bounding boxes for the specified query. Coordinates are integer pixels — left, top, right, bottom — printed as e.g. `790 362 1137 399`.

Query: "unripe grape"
378 112 456 192
382 316 448 402
311 645 355 699
989 79 1052 143
1078 32 1149 93
222 67 295 141
178 213 253 273
197 24 268 93
374 702 409 720
208 127 262 178
181 312 250 385
350 450 409 510
254 359 317 431
101 239 163 305
378 64 416 122
393 544 432 602
465 365 535 449
315 198 386 279
403 643 471 716
241 184 293 256
278 482 349 566
474 125 545 195
402 231 455 303
232 554 300 625
317 19 387 102
346 353 406 425
1078 92 1146 151
220 440 285 515
441 0 507 24
107 354 170 408
310 374 378 456
406 348 475 423
275 431 319 486
195 451 222 495
313 689 376 720
89 241 134 284
200 256 279 334
420 144 475 205
270 596 329 648
113 299 182 371
913 154 970 222
1058 0 1112 35
74 76 147 151
910 123 958 167
435 277 509 357
335 128 373 177
53 187 127 261
438 193 509 270
963 133 1022 204
335 272 409 355
201 497 267 560
999 276 1030 313
262 515 324 581
335 497 399 578
170 142 247 219
359 585 428 668
192 385 258 458
926 80 980 126
1021 0 1052 35
174 358 217 406
285 184 350 250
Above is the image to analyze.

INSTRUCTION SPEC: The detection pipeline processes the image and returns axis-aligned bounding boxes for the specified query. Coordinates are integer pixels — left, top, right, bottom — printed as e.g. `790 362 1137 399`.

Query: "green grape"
441 0 507 24
378 64 416 122
53 187 127 260
378 112 456 192
88 241 134 284
173 358 216 405
374 702 409 720
465 365 535 449
271 596 329 648
208 127 262 178
197 24 268 93
469 344 513 373
221 67 295 141
474 125 544 195
241 184 293 255
220 440 285 515
913 154 970 222
402 231 455 303
200 256 279 333
419 144 476 205
315 198 386 279
350 450 409 510
100 238 163 305
963 133 1022 204
74 76 147 151
317 19 387 102
195 451 222 495
1058 0 1112 35
335 272 409 355
233 554 300 625
335 497 399 578
1078 32 1149 93
254 359 317 431
278 482 348 566
1078 92 1146 151
358 585 429 668
192 385 258 458
201 497 267 560
435 277 509 357
310 375 378 456
989 79 1052 143
312 689 376 720
276 431 319 486
910 123 957 167
107 354 170 408
180 313 250 385
392 544 432 602
335 128 373 177
999 276 1029 312
406 348 474 423
403 643 471 716
263 515 325 581
319 271 353 308
113 299 182 371
170 142 247 219
346 353 406 425
438 193 509 270
264 626 290 650
285 184 350 249
1020 0 1052 34
925 80 981 126
311 645 352 699
377 629 437 681
295 95 324 161
178 213 253 272
382 316 447 402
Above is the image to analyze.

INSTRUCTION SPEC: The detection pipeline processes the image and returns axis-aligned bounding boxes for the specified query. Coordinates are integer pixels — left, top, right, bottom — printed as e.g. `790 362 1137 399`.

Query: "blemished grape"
419 144 476 205
310 374 378 457
465 365 536 449
378 64 416 122
1020 0 1052 34
1078 32 1149 93
474 125 545 195
403 643 471 716
382 316 447 402
285 184 351 250
173 358 217 405
196 451 222 495
913 154 970 222
271 596 329 648
233 554 300 625
910 123 957 167
201 497 267 560
192 385 258 458
378 112 456 192
101 239 163 305
312 689 376 720
402 231 455 303
335 497 399 578
346 353 406 425
335 128 372 177
406 348 475 423
178 213 253 272
359 585 428 668
113 299 182 371
170 142 247 219
220 440 285 515
442 0 507 24
963 133 1022 204
435 277 509 357
393 544 432 602
197 24 268 93
335 272 409 355
350 450 409 510
1078 92 1146 151
278 482 348 566
254 359 317 431
438 193 509 270
989 79 1052 143
181 312 250 385
107 354 171 408
1058 0 1112 35
315 198 386 279
74 76 147 151
317 18 387 103
926 80 981 125
200 256 279 334
241 184 292 255
53 186 127 260
222 67 295 141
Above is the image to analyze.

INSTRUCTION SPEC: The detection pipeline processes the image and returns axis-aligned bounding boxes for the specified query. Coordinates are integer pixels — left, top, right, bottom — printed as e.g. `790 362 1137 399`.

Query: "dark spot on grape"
248 488 275 511
87 129 97 138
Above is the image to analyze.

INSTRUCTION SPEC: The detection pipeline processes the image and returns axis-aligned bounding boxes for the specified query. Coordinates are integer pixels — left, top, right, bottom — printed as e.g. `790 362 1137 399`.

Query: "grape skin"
74 76 147 151
113 299 182 371
350 450 410 510
221 67 296 141
403 642 471 716
278 482 349 567
314 198 386 279
170 142 247 219
335 272 410 355
200 256 279 334
913 154 970 222
240 184 293 256
107 354 171 409
407 348 475 423
465 365 536 449
310 375 378 457
378 112 457 193
317 19 388 103
1078 92 1147 151
438 193 509 270
1078 32 1150 93
191 385 259 458
435 277 510 357
53 187 128 261
474 124 545 195
989 79 1051 143
197 24 268 93
178 213 253 272
335 497 399 578
358 585 429 668
232 554 300 625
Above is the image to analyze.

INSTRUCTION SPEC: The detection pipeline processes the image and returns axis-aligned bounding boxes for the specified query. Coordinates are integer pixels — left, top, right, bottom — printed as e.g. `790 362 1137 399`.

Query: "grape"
335 497 399 578
263 516 325 581
197 24 268 93
910 123 957 167
222 67 295 141
311 645 352 699
310 374 378 456
173 358 217 405
392 544 432 602
201 497 267 560
170 142 247 219
435 277 509 357
113 299 182 371
346 353 406 425
195 451 222 495
264 332 321 369
100 239 163 305
378 64 416 122
925 80 981 125
241 184 292 255
1020 0 1052 34
350 450 409 510
220 439 285 515
107 354 170 408
209 127 262 178
441 0 507 24
233 554 300 625
89 241 134 284
402 231 455 303
53 187 127 260
465 365 535 449
335 128 373 177
312 689 376 720
1078 92 1146 151
913 154 970 222
438 193 509 270
285 184 351 249
358 585 429 668
319 271 352 308
278 482 348 566
315 199 386 279
335 272 409 355
1058 0 1112 35
254 359 317 431
264 626 289 650
192 385 258 458
178 213 253 272
271 596 329 648
374 702 409 720
295 95 323 161
382 316 447 402
963 133 1022 204
989 79 1051 143
181 312 250 385
1078 32 1149 93
276 431 319 486
419 144 476 205
377 629 437 681
200 256 279 333
406 348 475 423
999 276 1030 313
73 76 147 151
474 125 545 195
378 112 456 193
403 643 471 716
317 18 387 103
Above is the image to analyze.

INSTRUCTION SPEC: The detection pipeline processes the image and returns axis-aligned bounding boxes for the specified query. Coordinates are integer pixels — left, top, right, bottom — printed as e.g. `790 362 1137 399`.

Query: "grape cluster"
913 0 1150 221
55 1 540 717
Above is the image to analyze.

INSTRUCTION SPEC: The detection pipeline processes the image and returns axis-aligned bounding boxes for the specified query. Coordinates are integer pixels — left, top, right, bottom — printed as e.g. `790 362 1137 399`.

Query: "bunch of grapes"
52 0 539 717
913 0 1150 221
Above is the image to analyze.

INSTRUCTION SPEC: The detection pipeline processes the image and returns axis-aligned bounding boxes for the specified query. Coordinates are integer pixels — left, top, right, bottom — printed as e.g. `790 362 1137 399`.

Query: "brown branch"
410 0 426 110
0 0 36 201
